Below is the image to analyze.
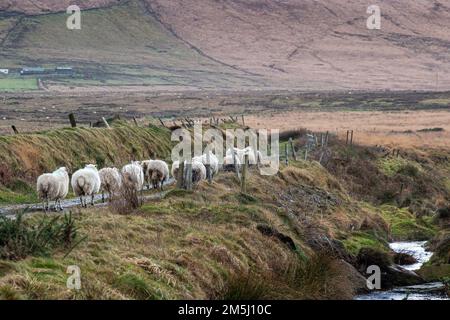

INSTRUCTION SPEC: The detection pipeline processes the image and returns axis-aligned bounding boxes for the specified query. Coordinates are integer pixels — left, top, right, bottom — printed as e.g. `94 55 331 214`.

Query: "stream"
356 241 449 300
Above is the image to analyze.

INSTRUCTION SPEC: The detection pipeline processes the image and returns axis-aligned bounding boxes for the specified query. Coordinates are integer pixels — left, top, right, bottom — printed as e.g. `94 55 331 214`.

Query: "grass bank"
0 122 172 204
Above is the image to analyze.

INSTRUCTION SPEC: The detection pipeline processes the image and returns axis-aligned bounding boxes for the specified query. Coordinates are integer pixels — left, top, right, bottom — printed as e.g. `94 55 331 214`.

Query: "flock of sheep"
36 147 260 211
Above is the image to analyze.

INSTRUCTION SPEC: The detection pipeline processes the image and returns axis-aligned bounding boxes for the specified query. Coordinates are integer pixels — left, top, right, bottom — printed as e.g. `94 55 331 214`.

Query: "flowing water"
356 241 449 300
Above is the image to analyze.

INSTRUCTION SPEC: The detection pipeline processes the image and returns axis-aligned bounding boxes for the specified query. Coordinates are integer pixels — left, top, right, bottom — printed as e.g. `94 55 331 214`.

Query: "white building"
0 69 9 75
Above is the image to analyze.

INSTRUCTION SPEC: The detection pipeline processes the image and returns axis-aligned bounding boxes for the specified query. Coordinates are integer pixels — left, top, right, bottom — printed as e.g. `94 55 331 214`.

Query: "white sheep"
226 147 257 165
223 153 242 171
36 167 69 211
171 160 180 179
140 160 152 189
99 167 122 202
171 159 206 184
193 151 219 179
191 159 207 184
121 161 144 193
146 160 169 191
71 164 101 208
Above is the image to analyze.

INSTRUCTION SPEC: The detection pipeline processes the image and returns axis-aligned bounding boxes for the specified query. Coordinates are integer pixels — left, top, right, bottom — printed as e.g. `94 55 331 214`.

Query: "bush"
109 183 142 215
0 211 79 260
397 163 419 177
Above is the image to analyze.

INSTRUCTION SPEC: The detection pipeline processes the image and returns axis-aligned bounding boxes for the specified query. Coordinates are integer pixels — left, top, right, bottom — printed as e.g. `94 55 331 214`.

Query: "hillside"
0 122 448 299
1 0 450 91
0 1 260 91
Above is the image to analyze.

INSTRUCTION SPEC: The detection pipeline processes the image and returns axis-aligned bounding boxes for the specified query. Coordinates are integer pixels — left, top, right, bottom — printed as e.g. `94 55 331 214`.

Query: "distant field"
0 78 38 92
1 90 450 151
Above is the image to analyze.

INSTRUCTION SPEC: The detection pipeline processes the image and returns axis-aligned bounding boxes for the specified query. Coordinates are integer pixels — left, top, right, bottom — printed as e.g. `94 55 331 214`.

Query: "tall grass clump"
0 211 79 260
109 183 142 215
215 271 272 300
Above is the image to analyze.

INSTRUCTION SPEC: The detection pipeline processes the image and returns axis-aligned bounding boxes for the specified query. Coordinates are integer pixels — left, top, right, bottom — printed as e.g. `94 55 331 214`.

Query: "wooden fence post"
346 130 349 145
289 137 297 161
11 125 18 134
232 149 241 181
241 115 245 126
350 130 354 146
304 148 308 161
205 152 212 184
285 143 289 165
158 118 166 128
102 117 111 129
177 161 185 188
325 131 329 147
241 154 248 193
184 162 192 190
68 113 77 128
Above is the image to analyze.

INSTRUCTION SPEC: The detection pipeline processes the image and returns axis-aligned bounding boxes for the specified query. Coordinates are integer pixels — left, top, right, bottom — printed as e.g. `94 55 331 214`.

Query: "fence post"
325 131 329 147
232 149 241 181
241 154 248 193
346 130 349 145
350 130 354 146
11 125 18 134
205 152 212 184
184 162 192 190
68 113 77 128
158 118 166 128
102 117 111 129
241 115 245 126
177 161 185 188
285 143 289 165
304 148 308 161
289 137 297 161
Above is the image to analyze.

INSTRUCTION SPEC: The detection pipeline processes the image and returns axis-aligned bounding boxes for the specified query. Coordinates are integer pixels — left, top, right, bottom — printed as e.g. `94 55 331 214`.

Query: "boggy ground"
0 122 448 299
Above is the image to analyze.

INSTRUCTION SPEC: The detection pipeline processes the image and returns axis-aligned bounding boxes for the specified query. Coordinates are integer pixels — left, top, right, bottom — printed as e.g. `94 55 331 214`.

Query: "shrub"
109 183 141 215
397 163 419 177
0 164 14 186
0 211 79 260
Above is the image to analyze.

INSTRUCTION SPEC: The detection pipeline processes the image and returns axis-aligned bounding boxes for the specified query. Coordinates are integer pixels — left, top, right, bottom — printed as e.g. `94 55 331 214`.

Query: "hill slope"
147 0 450 91
1 0 450 91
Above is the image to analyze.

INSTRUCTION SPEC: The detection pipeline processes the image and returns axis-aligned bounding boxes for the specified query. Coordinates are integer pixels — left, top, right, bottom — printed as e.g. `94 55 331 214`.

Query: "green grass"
0 187 38 204
0 78 38 92
419 98 450 106
377 157 421 178
379 205 437 241
342 231 389 256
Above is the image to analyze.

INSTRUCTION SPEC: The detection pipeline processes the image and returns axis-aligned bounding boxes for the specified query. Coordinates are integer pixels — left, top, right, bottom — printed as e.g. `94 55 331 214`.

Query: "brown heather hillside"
147 0 450 90
1 0 450 91
0 0 118 14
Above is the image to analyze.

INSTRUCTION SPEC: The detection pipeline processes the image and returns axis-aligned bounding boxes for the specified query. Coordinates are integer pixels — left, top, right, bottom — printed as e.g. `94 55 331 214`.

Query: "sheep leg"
102 192 105 203
59 199 64 211
91 194 95 206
